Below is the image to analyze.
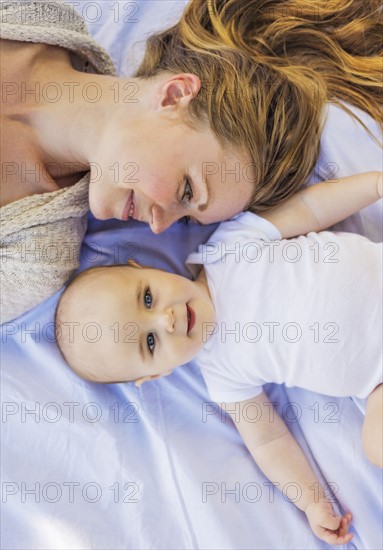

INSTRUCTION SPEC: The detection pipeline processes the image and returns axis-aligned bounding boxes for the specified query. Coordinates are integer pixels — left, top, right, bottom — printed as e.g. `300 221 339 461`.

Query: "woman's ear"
154 73 201 110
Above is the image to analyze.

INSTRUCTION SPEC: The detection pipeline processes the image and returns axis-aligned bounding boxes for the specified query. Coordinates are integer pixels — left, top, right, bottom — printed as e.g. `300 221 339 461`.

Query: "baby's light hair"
55 265 137 384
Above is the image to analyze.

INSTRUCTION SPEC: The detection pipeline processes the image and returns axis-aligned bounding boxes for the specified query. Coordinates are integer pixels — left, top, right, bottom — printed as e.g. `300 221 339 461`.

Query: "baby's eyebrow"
138 335 144 362
136 281 142 308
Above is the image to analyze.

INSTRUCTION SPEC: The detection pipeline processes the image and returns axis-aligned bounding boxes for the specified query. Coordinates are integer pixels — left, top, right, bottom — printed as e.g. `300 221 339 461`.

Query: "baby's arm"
221 392 353 545
261 171 382 239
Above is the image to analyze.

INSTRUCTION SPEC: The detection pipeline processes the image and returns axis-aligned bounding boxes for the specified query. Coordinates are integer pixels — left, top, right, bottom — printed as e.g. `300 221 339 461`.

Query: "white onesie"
187 212 382 402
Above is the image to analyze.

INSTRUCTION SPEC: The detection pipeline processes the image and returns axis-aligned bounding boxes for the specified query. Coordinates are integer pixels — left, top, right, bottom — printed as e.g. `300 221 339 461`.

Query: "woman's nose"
150 204 179 234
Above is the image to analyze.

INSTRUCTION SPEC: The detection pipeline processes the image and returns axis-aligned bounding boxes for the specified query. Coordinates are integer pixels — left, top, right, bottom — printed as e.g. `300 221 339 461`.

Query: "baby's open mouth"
186 304 195 334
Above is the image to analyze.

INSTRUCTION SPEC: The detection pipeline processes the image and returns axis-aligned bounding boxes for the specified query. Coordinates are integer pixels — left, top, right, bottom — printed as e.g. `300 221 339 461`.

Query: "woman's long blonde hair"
135 0 382 211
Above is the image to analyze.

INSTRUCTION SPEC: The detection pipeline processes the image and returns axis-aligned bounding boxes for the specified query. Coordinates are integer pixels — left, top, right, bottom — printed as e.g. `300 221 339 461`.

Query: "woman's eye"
181 177 193 203
147 333 155 355
144 288 152 308
177 216 202 226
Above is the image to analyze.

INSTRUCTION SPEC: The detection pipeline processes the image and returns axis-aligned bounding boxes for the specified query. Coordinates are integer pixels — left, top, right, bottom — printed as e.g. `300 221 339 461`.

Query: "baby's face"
70 265 215 383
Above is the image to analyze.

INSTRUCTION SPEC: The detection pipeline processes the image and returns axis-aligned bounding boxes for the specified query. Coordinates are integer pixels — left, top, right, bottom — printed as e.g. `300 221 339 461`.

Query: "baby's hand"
305 502 353 545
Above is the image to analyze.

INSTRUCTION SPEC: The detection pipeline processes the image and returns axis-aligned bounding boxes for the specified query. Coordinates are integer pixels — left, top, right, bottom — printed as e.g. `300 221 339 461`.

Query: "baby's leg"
362 384 383 468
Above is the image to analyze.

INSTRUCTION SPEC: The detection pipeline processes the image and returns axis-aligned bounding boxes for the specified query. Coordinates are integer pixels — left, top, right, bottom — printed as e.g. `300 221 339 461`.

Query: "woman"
1 0 382 323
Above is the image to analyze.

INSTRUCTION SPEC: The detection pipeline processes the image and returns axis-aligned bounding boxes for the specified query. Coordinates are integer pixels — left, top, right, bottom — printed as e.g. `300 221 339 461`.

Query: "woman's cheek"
144 176 176 204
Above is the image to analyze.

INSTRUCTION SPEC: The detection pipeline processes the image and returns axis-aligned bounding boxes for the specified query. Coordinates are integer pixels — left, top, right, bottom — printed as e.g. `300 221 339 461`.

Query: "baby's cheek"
169 341 186 366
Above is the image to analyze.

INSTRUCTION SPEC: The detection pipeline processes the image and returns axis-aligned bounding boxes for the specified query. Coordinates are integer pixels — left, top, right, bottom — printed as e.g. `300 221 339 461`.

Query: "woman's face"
88 75 254 233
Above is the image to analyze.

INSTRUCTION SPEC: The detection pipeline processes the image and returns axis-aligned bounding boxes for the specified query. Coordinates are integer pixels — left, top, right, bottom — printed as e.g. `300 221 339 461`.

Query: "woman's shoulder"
0 0 117 76
0 0 88 35
1 176 90 234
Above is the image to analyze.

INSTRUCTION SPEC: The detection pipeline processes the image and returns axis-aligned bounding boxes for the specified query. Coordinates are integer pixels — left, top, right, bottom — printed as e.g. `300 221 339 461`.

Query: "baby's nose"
162 307 175 333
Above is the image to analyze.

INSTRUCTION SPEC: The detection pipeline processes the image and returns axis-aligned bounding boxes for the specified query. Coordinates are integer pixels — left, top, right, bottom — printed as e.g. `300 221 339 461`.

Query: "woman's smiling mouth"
122 191 135 220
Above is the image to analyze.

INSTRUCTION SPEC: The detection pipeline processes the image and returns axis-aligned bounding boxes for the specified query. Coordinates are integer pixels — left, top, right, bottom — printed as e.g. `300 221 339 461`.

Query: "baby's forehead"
84 265 138 288
73 264 177 305
62 267 133 319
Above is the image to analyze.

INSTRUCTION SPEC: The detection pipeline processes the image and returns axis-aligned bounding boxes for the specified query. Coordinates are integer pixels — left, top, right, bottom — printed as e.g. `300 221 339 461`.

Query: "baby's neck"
196 265 206 283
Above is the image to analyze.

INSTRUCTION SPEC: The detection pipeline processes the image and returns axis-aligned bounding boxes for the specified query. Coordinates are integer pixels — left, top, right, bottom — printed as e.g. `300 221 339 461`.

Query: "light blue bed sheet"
1 1 382 548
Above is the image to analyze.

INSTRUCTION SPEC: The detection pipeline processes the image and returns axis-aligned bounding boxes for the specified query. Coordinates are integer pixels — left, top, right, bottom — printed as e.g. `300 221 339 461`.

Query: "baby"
55 171 382 546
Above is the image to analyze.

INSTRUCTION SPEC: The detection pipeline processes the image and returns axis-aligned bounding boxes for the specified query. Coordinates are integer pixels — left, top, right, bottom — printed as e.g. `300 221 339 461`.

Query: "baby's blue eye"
147 333 155 355
144 287 152 308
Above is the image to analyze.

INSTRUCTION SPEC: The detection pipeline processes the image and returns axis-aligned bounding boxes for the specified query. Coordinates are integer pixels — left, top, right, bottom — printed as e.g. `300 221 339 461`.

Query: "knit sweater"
0 0 117 323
